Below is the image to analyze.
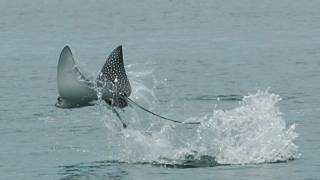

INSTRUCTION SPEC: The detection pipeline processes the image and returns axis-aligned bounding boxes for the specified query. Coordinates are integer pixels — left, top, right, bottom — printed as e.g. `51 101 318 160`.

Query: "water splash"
194 90 300 165
99 68 300 166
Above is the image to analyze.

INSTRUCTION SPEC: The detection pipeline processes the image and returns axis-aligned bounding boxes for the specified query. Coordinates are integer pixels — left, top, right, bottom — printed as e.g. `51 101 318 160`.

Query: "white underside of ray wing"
57 46 97 103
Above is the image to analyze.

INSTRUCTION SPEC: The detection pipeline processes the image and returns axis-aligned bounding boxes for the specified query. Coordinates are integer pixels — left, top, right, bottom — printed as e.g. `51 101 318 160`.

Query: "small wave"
185 94 242 102
59 161 128 180
152 152 219 168
58 154 296 179
151 152 295 168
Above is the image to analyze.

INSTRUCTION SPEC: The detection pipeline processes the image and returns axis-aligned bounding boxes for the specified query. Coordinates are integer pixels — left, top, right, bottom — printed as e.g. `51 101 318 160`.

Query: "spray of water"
98 68 300 166
194 90 300 165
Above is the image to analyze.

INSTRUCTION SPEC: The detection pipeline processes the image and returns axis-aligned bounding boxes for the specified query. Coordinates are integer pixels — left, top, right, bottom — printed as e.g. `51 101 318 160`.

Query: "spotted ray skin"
97 46 131 108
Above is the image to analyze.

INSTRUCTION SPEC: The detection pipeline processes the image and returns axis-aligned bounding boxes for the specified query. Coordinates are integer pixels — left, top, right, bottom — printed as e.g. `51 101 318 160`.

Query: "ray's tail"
127 97 201 125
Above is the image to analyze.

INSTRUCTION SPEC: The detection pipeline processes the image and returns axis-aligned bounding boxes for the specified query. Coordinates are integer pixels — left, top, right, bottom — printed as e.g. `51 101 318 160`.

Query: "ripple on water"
59 161 128 180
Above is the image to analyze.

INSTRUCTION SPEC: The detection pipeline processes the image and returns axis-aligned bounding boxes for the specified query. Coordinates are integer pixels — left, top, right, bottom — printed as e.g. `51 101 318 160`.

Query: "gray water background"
1 0 320 179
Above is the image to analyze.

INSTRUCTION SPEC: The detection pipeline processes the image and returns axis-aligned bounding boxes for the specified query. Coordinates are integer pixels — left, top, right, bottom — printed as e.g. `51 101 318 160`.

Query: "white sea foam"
102 69 300 165
194 90 300 165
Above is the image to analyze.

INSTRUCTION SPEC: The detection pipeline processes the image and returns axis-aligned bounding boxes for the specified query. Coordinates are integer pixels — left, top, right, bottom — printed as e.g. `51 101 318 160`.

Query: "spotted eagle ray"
55 45 199 128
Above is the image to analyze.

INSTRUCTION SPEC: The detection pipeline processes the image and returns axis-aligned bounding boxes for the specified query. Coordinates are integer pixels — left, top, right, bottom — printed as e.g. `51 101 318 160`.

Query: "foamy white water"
100 85 299 165
196 90 300 164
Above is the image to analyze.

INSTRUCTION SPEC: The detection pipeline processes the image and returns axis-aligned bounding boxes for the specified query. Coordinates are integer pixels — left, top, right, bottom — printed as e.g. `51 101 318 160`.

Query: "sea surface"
1 0 320 179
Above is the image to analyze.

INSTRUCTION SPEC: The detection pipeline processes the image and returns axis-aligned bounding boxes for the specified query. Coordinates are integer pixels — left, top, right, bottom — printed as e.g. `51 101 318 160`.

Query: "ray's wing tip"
115 45 123 53
62 45 71 52
60 45 73 58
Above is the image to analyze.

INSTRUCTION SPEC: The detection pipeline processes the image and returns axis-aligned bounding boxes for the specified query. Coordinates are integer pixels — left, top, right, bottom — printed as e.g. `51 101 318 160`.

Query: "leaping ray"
55 45 131 109
56 45 132 128
55 45 199 128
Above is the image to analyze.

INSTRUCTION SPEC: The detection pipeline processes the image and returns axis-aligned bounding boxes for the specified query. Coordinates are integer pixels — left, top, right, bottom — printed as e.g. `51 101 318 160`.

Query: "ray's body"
55 45 199 127
55 45 131 109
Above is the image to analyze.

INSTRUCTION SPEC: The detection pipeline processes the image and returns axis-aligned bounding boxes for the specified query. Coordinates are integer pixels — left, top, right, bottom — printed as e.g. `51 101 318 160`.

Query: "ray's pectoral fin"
56 46 97 108
96 45 131 128
97 45 132 108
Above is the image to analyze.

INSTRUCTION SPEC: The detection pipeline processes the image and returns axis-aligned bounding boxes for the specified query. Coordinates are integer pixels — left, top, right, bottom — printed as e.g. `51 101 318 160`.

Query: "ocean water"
1 0 320 179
